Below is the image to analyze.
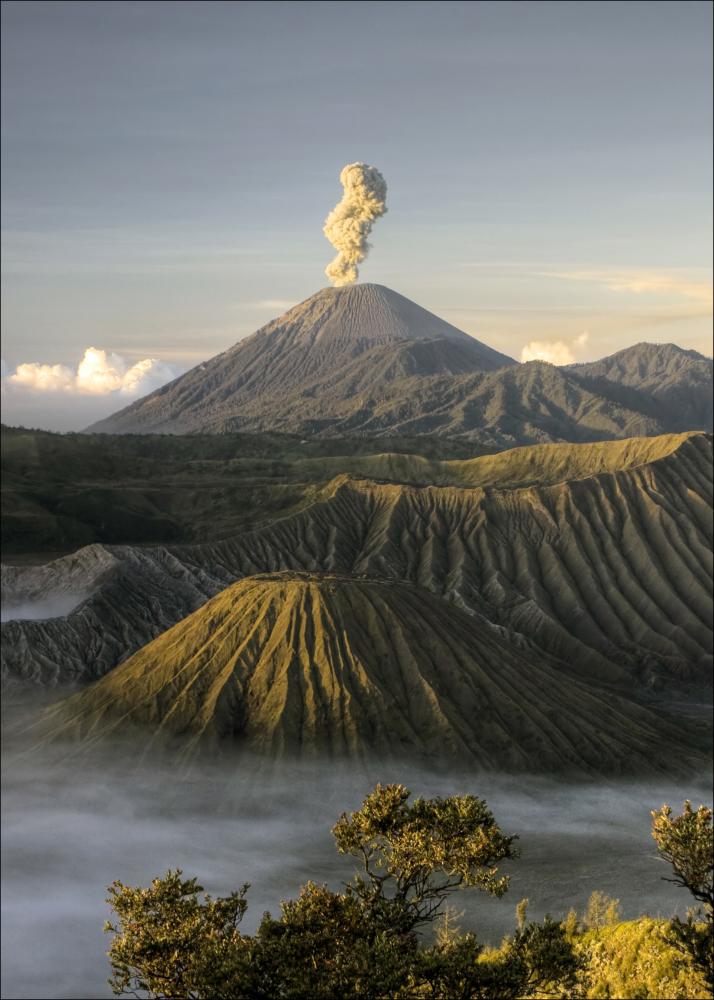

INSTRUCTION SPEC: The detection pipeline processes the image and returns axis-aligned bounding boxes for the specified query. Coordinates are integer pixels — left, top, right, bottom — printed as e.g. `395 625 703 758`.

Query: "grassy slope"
0 426 491 555
0 424 695 556
574 918 710 999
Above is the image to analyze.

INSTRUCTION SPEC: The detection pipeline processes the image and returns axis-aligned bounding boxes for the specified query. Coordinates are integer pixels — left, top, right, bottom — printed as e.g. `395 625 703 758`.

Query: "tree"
105 871 255 1000
409 915 578 1000
651 801 713 992
254 881 415 999
331 783 518 934
105 783 577 999
582 890 621 930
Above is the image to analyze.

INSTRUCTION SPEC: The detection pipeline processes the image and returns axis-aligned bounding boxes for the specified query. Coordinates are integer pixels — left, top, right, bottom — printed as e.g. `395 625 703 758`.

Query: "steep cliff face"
3 433 711 693
39 572 706 775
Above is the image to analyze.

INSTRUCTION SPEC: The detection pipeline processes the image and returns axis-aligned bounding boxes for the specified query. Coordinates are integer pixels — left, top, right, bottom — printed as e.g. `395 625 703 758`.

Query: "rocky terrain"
87 285 713 444
3 432 711 704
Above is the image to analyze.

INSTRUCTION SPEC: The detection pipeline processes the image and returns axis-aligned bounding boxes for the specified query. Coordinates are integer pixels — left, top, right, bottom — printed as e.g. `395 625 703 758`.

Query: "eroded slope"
2 433 711 693
40 573 705 774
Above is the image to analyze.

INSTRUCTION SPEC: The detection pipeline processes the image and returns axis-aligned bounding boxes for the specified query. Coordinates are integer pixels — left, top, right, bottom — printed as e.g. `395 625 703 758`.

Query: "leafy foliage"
103 791 713 999
105 871 253 1000
331 783 518 932
583 891 622 931
105 784 574 999
575 918 709 999
651 803 713 911
651 802 714 991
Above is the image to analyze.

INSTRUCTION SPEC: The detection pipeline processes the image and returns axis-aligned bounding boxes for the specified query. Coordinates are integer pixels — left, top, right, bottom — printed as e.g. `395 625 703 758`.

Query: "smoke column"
323 163 387 286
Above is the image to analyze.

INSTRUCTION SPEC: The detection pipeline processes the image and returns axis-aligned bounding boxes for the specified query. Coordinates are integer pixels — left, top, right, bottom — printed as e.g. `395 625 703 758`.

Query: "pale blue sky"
1 0 712 429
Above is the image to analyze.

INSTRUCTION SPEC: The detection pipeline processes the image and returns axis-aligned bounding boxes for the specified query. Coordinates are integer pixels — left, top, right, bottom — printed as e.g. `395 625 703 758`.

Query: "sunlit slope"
202 431 713 688
1 426 695 556
41 573 705 774
294 432 695 489
3 432 711 692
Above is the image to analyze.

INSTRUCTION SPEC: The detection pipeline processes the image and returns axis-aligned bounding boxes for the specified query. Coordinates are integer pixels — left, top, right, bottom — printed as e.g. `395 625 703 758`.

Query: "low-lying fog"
2 694 712 1000
0 594 86 623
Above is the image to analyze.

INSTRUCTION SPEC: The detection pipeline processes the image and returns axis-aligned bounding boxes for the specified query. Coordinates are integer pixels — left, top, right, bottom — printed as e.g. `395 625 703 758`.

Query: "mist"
0 595 86 623
2 694 711 1000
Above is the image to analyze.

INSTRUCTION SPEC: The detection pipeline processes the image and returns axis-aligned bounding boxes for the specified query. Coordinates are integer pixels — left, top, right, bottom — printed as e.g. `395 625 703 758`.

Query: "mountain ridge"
87 285 713 442
88 284 515 435
3 432 710 694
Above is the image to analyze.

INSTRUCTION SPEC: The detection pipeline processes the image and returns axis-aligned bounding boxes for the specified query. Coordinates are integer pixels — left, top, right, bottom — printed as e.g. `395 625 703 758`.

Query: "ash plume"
323 163 387 286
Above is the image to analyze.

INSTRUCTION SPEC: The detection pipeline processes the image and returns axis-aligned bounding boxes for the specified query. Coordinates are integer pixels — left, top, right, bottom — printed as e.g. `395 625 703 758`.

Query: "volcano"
39 571 706 773
87 284 516 435
87 284 712 444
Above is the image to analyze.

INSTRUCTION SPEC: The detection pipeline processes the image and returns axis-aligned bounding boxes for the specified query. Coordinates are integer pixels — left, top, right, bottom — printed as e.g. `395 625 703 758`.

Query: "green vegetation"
651 802 714 991
0 424 488 555
105 792 712 999
573 918 709 999
2 423 696 557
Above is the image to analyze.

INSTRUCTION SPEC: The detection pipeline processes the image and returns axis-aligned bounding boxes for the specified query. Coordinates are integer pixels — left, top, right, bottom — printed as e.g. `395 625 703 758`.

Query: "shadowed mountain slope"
87 285 711 443
3 432 711 694
569 343 713 432
38 572 706 774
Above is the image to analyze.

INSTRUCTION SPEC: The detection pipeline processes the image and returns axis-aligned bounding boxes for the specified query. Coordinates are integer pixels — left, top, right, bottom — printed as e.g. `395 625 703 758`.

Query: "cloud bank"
6 348 176 396
520 332 589 365
323 163 387 287
1 348 181 431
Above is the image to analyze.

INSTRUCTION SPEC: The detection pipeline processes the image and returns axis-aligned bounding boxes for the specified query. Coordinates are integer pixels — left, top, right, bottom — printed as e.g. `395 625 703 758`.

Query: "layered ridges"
2 434 711 692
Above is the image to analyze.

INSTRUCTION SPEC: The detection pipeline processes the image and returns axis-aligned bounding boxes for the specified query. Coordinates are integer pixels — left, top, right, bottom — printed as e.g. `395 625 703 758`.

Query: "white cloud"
521 341 576 365
5 348 177 396
11 362 75 392
521 331 589 366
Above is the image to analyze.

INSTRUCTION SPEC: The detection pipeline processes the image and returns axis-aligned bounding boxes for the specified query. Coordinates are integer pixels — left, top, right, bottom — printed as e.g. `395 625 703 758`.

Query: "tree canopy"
105 783 576 999
103 790 713 999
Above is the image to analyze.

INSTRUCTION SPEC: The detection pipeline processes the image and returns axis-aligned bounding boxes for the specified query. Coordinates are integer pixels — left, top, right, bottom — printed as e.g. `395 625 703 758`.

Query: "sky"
1 0 712 430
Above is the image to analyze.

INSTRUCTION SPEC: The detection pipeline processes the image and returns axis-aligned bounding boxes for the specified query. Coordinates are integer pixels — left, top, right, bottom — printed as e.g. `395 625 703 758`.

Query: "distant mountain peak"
87 285 516 435
86 286 712 440
240 282 495 350
571 341 711 369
